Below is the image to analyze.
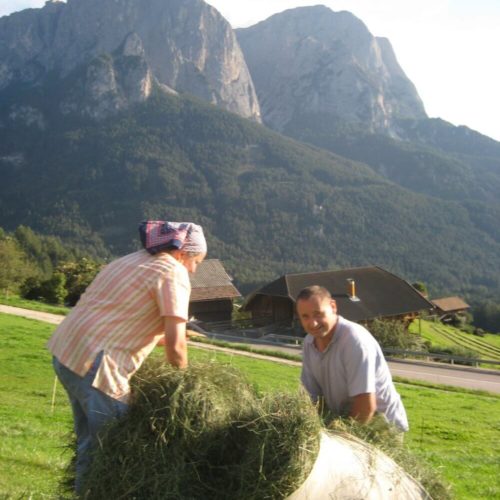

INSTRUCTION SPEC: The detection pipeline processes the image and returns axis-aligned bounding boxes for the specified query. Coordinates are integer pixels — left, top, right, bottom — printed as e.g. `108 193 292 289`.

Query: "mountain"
1 87 500 300
0 0 260 121
1 1 499 303
237 6 500 249
236 6 425 135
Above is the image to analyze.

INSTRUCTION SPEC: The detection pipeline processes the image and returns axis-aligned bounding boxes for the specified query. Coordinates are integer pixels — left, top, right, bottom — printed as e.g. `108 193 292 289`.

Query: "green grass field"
0 294 69 315
410 319 500 361
1 313 499 499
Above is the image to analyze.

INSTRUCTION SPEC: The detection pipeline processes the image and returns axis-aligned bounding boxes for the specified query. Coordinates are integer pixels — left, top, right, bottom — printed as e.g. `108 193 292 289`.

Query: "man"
47 220 207 492
297 285 408 431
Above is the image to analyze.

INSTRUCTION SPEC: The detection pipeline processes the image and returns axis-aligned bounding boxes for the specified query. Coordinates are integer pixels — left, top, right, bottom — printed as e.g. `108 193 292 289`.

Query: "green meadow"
410 319 500 359
0 313 499 499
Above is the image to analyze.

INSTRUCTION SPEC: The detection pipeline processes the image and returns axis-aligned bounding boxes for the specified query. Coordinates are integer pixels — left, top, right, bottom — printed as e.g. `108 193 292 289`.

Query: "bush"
57 258 101 306
428 345 479 366
40 272 68 305
368 318 420 350
20 277 43 301
21 273 68 305
473 328 485 337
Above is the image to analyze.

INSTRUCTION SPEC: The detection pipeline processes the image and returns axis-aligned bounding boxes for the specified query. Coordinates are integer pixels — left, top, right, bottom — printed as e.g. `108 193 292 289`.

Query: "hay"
75 360 321 499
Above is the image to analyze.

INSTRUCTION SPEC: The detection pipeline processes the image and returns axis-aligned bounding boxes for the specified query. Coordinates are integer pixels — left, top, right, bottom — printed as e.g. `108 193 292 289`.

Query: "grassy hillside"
1 313 499 499
410 319 500 362
1 89 500 300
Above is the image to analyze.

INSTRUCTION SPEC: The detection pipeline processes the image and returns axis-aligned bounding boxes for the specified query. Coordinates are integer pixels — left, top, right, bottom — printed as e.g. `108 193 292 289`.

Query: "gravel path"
0 304 64 325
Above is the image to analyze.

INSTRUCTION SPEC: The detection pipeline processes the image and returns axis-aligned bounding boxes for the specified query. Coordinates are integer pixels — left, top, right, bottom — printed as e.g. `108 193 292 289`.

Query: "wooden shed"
188 259 241 322
431 296 470 322
241 266 434 326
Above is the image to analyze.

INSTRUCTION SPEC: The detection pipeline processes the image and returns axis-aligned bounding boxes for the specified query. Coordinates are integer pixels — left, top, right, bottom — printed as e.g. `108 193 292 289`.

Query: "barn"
431 296 471 323
241 266 434 327
188 259 241 322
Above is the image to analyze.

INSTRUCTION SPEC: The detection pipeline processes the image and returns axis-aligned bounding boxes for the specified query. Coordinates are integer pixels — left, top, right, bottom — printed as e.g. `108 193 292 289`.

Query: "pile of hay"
75 360 321 499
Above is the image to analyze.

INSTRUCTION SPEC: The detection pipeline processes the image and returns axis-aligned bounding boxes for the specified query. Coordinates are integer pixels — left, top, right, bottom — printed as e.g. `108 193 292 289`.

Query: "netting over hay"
76 360 321 499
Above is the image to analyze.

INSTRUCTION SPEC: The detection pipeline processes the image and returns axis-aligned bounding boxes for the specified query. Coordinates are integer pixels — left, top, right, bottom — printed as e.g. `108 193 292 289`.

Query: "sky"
1 0 499 142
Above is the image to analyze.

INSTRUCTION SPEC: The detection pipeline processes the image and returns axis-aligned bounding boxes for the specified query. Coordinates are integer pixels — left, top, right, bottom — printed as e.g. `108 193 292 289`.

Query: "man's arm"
349 392 376 423
300 344 323 404
163 316 188 368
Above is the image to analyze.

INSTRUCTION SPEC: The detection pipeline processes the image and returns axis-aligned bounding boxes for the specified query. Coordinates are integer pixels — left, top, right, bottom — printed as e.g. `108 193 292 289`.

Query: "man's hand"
349 392 376 423
163 316 188 368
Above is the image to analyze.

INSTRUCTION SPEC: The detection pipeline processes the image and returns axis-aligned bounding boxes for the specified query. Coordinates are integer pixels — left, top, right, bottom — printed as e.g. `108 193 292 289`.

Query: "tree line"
0 226 102 306
1 225 499 333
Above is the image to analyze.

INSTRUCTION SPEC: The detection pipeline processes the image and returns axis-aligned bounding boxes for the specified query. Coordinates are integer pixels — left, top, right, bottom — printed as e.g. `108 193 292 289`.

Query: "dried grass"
71 359 320 499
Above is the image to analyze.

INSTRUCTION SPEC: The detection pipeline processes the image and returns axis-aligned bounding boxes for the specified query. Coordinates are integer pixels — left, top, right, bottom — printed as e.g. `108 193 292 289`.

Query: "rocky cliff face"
0 0 260 121
236 6 425 134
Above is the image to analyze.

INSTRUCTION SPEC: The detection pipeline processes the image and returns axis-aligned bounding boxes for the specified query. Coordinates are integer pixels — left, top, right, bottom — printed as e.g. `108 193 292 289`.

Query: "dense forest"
1 87 500 308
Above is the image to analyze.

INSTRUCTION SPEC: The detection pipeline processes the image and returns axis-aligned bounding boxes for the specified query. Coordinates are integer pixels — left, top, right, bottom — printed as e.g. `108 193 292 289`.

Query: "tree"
473 302 500 334
411 282 428 297
0 236 37 295
57 258 102 306
41 272 68 305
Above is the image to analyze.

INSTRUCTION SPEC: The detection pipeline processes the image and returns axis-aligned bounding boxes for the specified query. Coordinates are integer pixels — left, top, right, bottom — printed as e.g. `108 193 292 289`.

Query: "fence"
383 348 500 368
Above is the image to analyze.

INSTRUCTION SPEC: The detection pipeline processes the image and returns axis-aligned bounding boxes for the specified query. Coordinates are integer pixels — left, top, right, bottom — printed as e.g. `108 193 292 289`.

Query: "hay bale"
78 360 321 499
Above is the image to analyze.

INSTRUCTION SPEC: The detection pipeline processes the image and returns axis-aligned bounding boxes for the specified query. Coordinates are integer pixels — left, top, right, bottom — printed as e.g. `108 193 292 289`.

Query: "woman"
47 220 206 493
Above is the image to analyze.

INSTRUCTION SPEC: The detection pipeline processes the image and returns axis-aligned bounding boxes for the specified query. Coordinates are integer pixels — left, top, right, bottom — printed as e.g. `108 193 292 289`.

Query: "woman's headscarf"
139 221 207 255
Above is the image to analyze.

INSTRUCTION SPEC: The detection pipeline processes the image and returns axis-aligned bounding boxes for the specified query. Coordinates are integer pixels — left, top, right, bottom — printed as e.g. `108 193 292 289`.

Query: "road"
2 304 499 394
387 358 500 394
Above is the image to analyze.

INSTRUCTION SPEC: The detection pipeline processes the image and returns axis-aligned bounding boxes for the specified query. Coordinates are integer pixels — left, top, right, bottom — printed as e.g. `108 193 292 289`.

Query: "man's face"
296 295 338 340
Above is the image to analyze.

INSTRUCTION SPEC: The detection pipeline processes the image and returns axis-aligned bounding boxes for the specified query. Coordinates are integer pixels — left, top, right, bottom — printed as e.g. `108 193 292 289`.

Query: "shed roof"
242 266 434 322
431 296 470 313
189 259 241 302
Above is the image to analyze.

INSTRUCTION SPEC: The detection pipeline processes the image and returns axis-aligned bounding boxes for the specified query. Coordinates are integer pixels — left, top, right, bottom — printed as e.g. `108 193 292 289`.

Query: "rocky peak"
236 5 425 134
0 0 260 121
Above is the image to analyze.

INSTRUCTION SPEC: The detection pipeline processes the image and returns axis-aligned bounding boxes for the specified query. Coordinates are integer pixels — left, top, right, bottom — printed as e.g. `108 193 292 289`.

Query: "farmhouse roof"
431 296 470 313
242 266 434 322
189 259 241 302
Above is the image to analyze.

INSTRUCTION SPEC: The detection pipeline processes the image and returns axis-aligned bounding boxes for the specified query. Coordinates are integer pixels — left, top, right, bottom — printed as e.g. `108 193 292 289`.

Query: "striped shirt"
47 250 191 400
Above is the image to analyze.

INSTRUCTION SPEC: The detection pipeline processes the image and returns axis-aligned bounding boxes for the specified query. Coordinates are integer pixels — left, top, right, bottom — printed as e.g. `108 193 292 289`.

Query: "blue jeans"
52 352 128 493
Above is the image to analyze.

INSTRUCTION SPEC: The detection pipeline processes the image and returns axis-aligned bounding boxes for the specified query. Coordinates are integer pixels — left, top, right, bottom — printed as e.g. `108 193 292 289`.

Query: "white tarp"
287 431 430 499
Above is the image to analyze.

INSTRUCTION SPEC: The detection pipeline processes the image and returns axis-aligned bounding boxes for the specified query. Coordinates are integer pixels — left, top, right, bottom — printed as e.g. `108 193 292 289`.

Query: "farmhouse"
431 296 470 323
241 266 434 327
188 259 241 322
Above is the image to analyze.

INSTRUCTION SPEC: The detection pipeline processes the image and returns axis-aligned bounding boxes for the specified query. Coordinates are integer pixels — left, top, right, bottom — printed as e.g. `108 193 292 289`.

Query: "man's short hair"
296 285 332 303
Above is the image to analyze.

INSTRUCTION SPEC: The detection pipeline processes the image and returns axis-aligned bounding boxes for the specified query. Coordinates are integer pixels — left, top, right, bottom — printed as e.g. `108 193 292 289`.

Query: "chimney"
347 279 360 302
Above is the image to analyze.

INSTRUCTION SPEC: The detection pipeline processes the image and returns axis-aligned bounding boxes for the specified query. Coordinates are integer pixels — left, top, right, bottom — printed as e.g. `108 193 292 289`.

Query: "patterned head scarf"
139 221 207 255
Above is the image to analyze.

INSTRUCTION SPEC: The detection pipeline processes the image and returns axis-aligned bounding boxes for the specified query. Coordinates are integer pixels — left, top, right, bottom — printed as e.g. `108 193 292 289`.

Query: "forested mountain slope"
1 88 499 299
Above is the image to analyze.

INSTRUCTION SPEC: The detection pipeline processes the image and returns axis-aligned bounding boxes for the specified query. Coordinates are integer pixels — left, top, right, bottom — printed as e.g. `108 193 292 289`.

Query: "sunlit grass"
1 313 499 499
0 294 69 315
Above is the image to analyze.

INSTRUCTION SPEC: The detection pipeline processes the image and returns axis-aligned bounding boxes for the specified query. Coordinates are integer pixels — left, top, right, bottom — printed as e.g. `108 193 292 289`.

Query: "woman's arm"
163 316 188 368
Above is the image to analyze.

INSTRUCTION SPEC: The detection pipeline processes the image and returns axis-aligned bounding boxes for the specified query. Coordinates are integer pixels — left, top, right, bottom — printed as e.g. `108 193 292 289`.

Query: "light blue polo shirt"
301 315 409 431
